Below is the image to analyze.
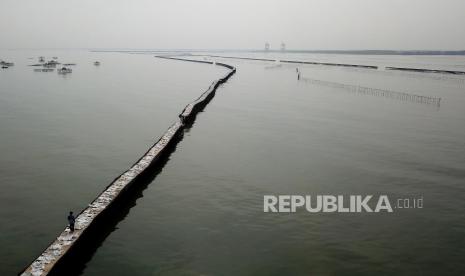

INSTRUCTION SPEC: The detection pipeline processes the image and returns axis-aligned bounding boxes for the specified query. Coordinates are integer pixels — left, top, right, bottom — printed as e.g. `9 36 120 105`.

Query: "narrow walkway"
20 57 236 276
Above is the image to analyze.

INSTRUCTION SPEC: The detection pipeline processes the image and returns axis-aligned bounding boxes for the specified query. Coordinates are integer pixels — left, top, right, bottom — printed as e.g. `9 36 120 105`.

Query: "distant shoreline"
91 49 465 56
2 48 465 56
275 50 465 56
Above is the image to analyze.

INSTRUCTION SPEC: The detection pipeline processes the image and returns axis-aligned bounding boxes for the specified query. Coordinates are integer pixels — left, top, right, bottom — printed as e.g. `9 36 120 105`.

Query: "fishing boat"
57 67 72 74
34 68 54 72
0 61 14 66
43 62 57 68
43 60 60 68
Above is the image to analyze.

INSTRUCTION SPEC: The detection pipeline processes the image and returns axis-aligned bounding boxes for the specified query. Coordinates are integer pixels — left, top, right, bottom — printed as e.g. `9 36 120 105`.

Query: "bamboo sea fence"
299 75 442 106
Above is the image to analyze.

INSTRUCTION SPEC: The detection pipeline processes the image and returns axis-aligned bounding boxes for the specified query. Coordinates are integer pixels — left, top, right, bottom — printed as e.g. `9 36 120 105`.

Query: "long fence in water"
386 66 465 75
299 76 441 106
194 54 378 70
338 66 465 87
280 59 378 69
19 57 236 276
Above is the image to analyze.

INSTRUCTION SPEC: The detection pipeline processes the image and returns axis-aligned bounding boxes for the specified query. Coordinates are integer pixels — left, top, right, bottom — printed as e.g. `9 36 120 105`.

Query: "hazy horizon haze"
1 0 464 50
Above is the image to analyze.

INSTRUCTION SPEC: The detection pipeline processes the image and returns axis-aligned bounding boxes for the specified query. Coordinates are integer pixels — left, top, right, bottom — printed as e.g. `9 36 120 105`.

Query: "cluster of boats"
31 56 74 74
2 56 101 74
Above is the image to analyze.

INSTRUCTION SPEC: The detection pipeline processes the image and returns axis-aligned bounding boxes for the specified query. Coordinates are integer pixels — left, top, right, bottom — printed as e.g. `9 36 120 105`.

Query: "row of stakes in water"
299 75 441 106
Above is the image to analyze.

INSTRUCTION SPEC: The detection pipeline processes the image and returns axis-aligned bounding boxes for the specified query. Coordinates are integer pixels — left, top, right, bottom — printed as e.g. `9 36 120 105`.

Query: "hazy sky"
1 0 464 50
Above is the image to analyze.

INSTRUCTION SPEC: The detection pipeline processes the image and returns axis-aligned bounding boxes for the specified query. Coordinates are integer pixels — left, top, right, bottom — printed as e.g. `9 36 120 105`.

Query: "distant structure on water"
263 41 286 51
264 42 270 51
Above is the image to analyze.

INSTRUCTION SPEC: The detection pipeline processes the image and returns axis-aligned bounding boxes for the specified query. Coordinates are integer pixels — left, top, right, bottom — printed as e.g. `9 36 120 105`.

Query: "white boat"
57 67 72 74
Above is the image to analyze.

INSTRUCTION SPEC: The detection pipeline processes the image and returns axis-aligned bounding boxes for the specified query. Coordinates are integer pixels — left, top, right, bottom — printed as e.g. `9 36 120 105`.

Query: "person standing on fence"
67 211 76 232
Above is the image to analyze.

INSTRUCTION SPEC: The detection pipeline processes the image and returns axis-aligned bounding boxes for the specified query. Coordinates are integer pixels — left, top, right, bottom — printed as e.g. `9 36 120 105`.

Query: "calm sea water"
1 51 465 275
0 50 226 275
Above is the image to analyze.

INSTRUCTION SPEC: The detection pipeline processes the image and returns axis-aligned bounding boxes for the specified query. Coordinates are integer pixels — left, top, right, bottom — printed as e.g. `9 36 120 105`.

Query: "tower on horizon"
265 42 270 51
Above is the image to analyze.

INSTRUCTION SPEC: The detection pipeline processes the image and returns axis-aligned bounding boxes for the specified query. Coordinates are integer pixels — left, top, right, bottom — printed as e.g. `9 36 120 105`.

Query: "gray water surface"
82 53 465 275
1 51 465 275
0 50 225 275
